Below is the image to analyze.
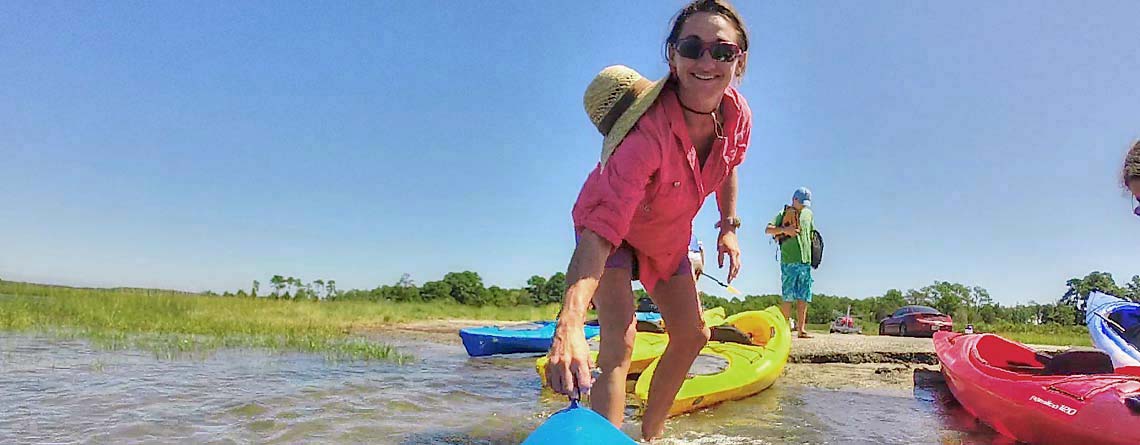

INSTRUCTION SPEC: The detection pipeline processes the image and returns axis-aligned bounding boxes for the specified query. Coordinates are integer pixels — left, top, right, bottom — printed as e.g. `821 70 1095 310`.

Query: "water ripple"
1 333 1005 444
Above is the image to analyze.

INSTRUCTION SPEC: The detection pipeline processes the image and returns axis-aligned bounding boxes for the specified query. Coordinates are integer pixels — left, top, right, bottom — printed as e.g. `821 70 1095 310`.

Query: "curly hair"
1123 140 1140 188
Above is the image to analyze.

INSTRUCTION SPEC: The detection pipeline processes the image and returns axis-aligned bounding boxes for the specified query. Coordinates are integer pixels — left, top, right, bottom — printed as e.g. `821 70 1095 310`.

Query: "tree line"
210 270 1138 327
208 275 338 301
701 271 1138 326
213 272 568 306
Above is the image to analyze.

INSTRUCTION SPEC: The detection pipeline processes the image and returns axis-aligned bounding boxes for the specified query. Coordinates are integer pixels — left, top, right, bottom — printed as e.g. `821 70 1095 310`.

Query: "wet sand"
368 319 1067 392
782 334 945 390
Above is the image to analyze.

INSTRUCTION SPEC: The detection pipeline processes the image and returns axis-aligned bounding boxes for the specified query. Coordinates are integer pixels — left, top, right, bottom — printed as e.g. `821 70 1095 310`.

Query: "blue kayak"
635 311 662 323
459 321 601 357
522 401 636 445
1085 292 1140 374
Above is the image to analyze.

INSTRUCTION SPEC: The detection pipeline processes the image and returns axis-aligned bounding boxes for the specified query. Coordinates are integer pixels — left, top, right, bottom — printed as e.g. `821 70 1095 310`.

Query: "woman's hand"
717 230 742 283
544 323 593 399
782 226 800 237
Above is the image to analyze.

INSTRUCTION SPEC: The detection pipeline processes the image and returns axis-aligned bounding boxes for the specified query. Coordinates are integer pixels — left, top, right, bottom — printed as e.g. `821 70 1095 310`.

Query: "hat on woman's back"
583 65 668 167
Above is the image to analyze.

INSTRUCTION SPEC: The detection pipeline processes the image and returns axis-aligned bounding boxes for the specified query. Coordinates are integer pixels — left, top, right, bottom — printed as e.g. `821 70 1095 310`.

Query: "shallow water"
0 333 1007 444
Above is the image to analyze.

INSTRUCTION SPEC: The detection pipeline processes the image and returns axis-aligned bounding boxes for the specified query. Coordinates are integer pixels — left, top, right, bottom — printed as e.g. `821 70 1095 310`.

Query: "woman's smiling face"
669 12 746 103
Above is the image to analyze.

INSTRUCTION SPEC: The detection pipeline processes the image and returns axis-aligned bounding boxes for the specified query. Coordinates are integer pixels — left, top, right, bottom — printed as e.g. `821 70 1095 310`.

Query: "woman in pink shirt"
544 0 753 439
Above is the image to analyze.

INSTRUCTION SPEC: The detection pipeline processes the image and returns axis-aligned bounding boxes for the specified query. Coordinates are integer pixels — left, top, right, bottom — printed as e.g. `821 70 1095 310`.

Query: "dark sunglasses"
674 36 743 63
1134 197 1140 217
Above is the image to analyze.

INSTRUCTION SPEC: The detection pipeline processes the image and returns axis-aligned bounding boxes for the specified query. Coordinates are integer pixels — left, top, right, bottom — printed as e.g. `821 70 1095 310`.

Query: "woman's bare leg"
640 272 709 440
591 267 637 426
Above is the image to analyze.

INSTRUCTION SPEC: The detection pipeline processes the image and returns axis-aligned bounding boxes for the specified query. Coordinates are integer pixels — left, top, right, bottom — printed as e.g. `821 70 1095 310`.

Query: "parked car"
879 305 953 337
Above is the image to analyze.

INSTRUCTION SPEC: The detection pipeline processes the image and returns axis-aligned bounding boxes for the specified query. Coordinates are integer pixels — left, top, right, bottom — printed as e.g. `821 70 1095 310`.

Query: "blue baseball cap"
792 187 812 207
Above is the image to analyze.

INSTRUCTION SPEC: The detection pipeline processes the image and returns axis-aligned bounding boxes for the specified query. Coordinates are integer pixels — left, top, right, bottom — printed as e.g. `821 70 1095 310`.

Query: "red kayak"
934 331 1140 445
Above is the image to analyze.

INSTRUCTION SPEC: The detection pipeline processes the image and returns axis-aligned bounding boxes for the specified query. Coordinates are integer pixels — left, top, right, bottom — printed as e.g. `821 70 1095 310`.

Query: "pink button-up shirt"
572 84 752 294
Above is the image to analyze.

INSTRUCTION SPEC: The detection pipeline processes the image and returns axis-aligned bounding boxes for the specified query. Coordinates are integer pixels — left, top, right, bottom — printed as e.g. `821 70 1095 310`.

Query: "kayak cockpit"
972 334 1048 374
973 334 1114 376
1108 305 1140 350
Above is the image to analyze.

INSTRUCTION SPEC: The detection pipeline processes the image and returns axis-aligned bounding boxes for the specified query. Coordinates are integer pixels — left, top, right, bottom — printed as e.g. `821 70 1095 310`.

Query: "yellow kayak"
633 305 791 417
638 306 725 333
536 307 726 387
702 306 727 326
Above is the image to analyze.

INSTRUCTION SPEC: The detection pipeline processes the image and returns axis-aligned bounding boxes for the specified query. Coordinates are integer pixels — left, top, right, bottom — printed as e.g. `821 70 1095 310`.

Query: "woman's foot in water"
641 420 666 443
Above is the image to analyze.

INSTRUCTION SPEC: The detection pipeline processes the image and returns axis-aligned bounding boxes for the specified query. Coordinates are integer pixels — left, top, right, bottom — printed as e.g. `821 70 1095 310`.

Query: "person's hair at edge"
663 0 750 77
1122 139 1140 189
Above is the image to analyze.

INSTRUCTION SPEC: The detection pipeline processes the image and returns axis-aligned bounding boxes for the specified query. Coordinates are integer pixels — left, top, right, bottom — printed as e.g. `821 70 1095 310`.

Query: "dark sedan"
878 305 953 337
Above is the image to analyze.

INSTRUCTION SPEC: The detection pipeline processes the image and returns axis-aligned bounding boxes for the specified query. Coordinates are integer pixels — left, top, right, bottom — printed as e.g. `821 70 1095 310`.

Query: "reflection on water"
0 333 1006 444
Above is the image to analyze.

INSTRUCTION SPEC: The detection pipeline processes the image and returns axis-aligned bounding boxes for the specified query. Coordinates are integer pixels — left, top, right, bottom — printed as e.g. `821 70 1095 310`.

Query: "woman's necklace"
676 91 724 139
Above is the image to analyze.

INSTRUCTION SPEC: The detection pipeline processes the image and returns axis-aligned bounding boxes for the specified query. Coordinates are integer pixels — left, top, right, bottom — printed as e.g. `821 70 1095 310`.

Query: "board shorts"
780 262 813 302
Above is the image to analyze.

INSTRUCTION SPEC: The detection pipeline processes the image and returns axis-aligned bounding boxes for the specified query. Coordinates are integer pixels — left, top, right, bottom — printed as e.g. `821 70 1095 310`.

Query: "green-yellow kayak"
633 305 791 417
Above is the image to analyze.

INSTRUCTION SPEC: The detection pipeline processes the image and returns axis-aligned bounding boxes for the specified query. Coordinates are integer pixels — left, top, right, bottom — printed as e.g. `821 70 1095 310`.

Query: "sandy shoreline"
364 319 1064 392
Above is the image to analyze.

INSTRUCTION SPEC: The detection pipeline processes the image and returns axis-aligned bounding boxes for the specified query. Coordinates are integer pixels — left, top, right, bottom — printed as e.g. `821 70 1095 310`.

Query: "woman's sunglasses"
673 37 743 63
1133 197 1140 217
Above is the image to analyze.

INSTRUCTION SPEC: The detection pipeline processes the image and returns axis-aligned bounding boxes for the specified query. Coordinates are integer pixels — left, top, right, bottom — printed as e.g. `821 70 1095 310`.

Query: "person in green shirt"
765 187 815 338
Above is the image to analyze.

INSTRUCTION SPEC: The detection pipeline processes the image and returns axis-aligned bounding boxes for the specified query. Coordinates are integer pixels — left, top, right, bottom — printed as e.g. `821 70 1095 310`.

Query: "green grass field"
0 279 1095 363
0 281 557 362
975 322 1092 347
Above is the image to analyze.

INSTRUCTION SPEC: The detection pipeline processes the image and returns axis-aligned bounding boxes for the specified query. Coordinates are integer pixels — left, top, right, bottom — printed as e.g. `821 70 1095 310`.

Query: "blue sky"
2 1 1138 305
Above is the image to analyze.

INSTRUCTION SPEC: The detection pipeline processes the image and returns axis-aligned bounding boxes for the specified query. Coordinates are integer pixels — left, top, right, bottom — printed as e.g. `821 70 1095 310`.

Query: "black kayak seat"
1034 348 1115 376
709 325 753 345
635 320 665 334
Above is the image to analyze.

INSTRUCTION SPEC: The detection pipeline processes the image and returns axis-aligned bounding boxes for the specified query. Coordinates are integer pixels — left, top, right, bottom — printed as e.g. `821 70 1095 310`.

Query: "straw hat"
583 65 668 167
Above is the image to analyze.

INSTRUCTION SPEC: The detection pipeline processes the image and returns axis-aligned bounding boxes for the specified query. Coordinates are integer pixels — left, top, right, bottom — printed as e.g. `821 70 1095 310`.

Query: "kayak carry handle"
1126 395 1140 415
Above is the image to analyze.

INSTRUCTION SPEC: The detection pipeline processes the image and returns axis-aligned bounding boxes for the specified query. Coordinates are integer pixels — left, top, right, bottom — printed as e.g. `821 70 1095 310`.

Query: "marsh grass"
0 281 558 362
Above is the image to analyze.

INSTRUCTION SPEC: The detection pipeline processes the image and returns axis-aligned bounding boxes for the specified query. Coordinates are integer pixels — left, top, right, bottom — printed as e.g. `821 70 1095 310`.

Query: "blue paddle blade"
522 401 636 445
